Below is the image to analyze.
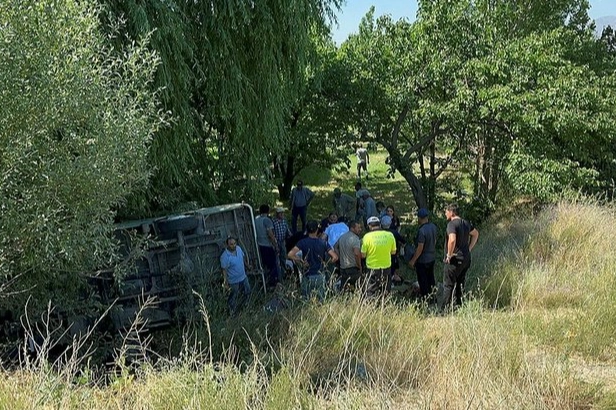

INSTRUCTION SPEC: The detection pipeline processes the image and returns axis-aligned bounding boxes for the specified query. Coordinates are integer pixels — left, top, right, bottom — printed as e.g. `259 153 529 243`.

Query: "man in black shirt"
443 203 479 310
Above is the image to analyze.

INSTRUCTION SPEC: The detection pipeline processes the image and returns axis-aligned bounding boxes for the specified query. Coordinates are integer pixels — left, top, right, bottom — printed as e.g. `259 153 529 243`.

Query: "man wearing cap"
273 207 292 277
361 216 397 297
335 220 363 291
443 203 479 310
354 182 364 222
409 208 438 300
332 188 355 221
289 180 315 234
288 220 338 301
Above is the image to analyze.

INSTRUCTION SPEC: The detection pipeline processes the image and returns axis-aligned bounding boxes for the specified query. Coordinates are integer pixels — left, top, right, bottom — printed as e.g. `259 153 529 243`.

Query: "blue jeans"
228 277 251 315
291 206 307 234
301 274 326 301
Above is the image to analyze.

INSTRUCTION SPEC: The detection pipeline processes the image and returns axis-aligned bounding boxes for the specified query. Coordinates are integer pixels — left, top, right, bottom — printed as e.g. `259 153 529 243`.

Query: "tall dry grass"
476 200 616 360
2 200 616 409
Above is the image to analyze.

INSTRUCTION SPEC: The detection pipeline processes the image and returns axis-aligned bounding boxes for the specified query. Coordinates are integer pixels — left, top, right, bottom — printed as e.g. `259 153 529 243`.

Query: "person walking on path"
332 187 355 221
289 180 314 234
335 221 363 291
288 220 338 301
356 144 370 180
255 204 280 288
408 208 438 301
361 216 397 297
442 203 479 310
220 237 252 316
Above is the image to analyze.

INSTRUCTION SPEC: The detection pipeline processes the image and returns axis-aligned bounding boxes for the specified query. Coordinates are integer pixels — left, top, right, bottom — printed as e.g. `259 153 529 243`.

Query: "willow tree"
103 0 342 214
272 35 356 200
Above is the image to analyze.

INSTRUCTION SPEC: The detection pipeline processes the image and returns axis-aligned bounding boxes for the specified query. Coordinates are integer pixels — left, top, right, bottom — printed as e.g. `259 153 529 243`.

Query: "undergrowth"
2 200 616 409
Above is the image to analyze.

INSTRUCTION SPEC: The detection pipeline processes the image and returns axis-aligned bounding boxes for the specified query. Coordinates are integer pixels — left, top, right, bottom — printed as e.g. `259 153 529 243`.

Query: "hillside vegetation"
2 200 616 409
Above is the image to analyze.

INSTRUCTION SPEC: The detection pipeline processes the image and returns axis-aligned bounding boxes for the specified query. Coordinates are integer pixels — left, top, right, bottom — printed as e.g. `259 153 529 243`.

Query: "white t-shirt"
356 148 368 163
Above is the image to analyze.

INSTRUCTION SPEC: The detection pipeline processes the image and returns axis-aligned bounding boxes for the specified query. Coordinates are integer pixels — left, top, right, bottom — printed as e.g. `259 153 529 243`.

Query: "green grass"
291 150 415 222
3 161 616 408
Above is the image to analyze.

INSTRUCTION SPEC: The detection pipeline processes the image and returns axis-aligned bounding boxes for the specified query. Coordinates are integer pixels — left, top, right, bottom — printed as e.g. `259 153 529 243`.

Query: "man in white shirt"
356 144 370 180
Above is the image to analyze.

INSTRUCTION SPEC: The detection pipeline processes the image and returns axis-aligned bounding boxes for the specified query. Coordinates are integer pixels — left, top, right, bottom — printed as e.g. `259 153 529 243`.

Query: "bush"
0 1 162 313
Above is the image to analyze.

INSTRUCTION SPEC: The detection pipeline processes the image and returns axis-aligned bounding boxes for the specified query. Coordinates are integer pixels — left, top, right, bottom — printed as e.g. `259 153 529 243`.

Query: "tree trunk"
386 147 427 209
427 140 437 211
275 155 295 201
398 165 428 209
473 132 485 198
476 129 504 203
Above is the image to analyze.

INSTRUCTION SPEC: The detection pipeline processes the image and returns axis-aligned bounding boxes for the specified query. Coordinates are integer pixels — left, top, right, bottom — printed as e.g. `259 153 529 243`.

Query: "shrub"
0 0 162 314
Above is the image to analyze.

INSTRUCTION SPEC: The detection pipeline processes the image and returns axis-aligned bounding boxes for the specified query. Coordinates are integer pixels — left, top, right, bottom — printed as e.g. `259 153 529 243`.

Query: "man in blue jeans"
220 237 251 315
289 180 314 234
288 220 338 301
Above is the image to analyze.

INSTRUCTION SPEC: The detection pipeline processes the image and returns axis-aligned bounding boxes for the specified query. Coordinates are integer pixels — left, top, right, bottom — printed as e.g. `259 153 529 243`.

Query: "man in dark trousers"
255 204 280 288
442 203 479 310
288 220 338 301
289 180 314 234
334 220 363 291
380 215 406 284
361 216 397 297
408 208 438 301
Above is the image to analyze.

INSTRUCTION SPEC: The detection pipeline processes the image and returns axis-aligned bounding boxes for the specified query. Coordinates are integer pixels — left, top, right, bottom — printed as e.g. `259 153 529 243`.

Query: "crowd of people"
220 175 480 316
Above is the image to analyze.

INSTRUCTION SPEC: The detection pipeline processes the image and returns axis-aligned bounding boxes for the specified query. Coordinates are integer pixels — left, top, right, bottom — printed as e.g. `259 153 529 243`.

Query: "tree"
339 1 616 210
273 36 355 200
340 8 469 210
0 1 161 311
600 25 616 56
102 0 342 213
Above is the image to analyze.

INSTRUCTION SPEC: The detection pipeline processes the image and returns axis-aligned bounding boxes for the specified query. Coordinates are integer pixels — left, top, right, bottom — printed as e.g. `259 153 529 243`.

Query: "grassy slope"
3 154 616 409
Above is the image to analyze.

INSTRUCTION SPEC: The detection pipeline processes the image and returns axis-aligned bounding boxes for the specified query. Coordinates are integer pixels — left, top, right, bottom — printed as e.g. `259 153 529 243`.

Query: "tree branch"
390 104 410 149
434 125 467 179
402 133 435 162
434 145 461 179
401 119 445 162
478 119 517 140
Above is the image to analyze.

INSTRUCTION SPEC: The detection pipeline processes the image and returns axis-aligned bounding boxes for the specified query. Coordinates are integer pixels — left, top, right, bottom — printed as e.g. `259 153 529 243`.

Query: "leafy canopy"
0 0 162 309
